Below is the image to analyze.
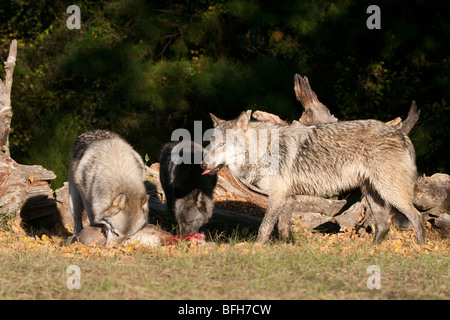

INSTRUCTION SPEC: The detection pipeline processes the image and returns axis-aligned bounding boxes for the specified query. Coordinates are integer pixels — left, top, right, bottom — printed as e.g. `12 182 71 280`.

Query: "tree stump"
0 40 59 227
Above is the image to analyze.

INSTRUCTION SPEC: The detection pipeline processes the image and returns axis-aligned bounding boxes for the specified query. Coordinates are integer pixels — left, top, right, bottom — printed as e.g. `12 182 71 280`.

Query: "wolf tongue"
201 169 211 175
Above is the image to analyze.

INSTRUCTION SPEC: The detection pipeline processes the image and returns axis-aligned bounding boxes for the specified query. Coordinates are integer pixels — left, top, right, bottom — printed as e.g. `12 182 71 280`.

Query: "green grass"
0 217 448 300
0 236 448 300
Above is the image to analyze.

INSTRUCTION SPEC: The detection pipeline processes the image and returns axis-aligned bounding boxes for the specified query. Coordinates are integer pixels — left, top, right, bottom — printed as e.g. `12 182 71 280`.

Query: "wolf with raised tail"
68 130 149 244
200 110 425 244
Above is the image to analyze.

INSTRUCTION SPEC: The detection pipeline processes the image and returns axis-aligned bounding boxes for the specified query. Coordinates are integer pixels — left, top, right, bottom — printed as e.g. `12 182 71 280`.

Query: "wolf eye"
210 136 215 142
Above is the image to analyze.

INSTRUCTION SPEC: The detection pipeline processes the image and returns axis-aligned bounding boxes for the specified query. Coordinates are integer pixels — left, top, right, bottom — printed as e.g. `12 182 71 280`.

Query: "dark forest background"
0 0 448 187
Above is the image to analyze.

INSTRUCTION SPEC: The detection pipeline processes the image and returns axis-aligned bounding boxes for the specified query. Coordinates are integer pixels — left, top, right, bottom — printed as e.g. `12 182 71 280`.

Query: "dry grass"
0 217 448 300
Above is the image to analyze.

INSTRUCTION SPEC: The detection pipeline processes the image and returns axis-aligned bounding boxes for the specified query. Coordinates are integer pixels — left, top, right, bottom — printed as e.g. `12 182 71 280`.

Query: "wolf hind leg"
371 179 425 244
364 192 391 243
69 186 84 234
386 200 425 244
397 205 425 244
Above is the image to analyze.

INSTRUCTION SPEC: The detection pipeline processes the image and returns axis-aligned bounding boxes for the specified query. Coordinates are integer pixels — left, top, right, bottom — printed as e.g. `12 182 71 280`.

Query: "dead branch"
294 74 338 126
0 40 17 152
251 110 288 126
400 100 421 134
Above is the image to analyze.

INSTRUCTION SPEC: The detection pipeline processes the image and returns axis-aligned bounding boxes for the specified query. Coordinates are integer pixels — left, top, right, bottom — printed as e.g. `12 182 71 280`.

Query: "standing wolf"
68 130 149 244
201 110 425 244
160 141 217 235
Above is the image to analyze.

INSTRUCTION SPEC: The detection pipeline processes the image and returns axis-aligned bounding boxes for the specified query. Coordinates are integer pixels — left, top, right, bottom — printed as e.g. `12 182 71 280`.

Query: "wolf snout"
200 161 212 175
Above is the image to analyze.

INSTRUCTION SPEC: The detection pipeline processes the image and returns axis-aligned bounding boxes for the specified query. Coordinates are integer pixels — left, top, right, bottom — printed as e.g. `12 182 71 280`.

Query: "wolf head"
175 190 213 235
101 192 149 244
201 110 252 175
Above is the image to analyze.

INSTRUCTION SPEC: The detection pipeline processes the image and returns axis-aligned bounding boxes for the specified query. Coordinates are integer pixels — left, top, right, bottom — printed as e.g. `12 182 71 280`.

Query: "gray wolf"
159 141 217 235
68 130 149 244
201 110 425 244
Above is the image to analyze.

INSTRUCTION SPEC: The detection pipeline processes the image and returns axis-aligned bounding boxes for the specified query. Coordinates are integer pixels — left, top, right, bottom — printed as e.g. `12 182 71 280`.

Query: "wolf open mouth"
200 164 223 175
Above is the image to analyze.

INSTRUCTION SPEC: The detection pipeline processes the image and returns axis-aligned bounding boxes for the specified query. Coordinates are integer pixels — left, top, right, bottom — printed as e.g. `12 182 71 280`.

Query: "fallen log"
414 173 449 210
334 201 365 231
292 212 334 231
433 214 450 237
414 173 450 236
290 195 346 217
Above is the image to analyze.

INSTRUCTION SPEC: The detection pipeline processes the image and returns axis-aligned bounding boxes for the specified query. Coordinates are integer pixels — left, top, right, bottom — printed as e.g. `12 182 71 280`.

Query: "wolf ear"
141 194 150 208
107 193 127 216
210 113 224 127
236 110 252 132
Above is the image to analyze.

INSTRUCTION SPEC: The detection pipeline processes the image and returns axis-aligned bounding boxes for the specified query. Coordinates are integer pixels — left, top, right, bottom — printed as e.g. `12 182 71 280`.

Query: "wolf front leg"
256 186 289 243
277 198 295 241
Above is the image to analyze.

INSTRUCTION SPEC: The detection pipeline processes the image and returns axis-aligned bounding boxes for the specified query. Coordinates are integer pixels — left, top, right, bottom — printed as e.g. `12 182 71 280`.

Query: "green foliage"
0 0 448 187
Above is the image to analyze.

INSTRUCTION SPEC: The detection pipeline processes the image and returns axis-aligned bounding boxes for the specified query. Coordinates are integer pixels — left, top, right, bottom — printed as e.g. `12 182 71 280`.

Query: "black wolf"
160 141 217 235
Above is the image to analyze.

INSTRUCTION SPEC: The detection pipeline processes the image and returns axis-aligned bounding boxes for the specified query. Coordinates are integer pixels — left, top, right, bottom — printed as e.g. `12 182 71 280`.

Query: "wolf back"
202 111 425 244
159 141 217 235
68 130 149 244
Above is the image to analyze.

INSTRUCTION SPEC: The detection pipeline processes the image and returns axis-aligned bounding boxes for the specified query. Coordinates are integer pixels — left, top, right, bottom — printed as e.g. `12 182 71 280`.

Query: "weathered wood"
19 165 58 223
290 195 346 217
0 40 17 153
433 214 450 237
294 74 338 126
413 173 450 236
251 110 288 126
334 201 364 231
399 100 420 135
0 158 58 222
414 173 449 211
291 212 333 230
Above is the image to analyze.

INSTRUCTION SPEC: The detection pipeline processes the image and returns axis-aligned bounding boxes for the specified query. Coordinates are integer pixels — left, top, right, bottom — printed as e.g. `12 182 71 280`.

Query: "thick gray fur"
68 130 149 244
202 111 425 244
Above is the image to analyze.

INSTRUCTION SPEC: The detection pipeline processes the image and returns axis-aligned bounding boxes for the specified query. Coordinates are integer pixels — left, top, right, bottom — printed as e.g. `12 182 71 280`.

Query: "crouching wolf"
68 130 149 244
201 110 425 244
159 141 217 235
